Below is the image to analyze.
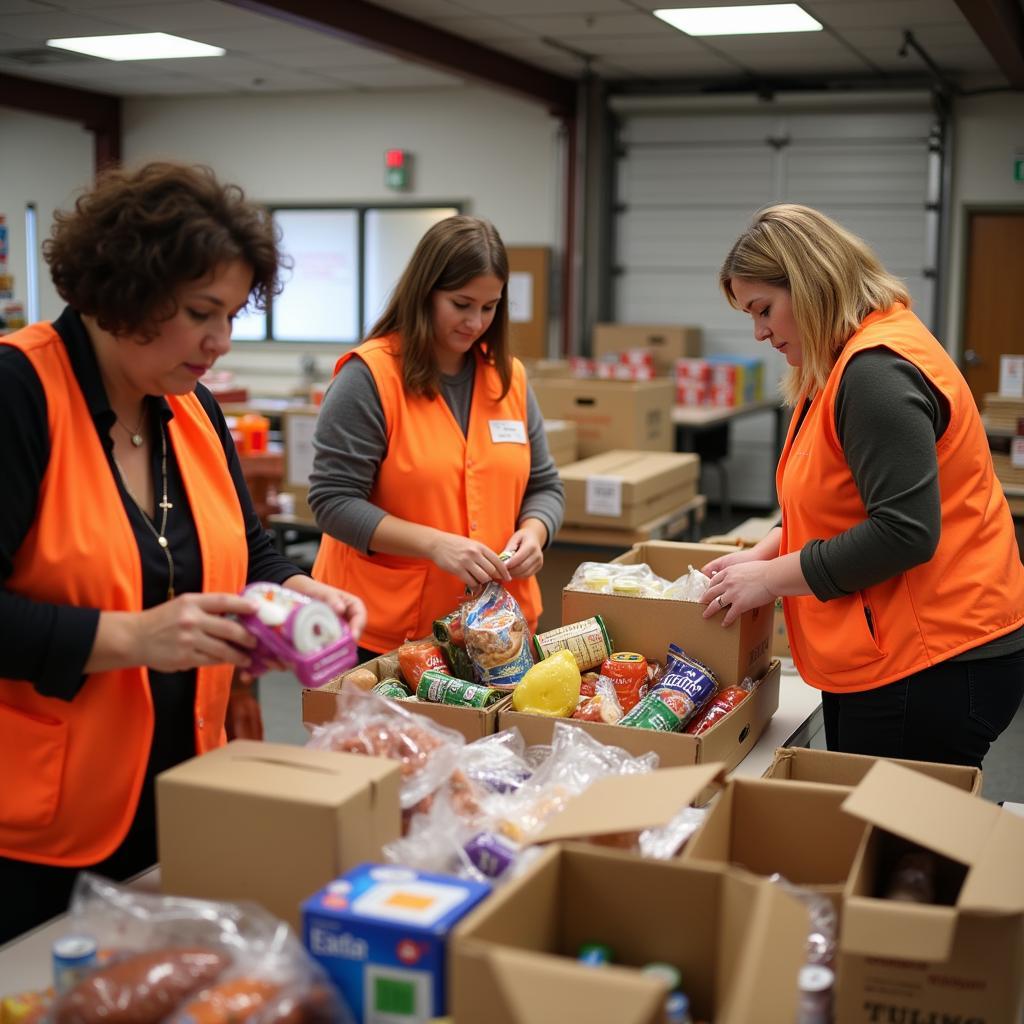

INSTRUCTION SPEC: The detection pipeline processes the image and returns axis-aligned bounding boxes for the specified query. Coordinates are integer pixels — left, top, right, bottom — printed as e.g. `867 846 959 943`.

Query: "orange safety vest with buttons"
0 322 247 866
777 304 1024 693
313 335 542 653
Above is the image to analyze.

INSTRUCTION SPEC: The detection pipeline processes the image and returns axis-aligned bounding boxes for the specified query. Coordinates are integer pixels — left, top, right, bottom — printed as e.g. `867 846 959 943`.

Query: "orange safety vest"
777 304 1024 693
313 335 542 653
0 322 247 866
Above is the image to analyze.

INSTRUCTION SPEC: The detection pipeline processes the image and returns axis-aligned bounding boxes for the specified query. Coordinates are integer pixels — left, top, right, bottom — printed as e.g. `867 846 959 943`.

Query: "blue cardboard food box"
302 864 491 1023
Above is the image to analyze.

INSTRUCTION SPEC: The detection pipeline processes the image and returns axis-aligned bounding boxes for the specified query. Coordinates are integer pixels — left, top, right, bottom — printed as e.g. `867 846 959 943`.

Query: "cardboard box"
837 761 1024 1023
302 864 491 1023
562 541 775 688
559 450 700 530
157 740 402 928
451 843 808 1024
543 418 578 467
523 358 571 379
592 323 702 375
530 378 675 458
301 647 510 744
764 747 983 795
680 775 870 910
499 659 781 778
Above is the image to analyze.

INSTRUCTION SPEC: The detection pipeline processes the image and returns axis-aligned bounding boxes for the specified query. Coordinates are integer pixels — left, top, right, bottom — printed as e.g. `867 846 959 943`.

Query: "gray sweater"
800 347 1024 660
309 355 565 554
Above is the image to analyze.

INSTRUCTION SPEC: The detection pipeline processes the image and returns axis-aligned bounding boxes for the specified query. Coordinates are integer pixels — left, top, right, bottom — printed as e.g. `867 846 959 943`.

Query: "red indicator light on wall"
385 149 412 190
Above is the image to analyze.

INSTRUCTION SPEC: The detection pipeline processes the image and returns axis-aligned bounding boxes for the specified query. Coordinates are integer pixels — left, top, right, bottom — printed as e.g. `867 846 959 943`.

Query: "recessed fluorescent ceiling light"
654 4 822 36
47 32 225 60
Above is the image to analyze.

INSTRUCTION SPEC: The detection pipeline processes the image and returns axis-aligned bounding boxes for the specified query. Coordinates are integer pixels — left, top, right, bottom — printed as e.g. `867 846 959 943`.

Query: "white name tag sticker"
489 419 527 444
586 475 623 517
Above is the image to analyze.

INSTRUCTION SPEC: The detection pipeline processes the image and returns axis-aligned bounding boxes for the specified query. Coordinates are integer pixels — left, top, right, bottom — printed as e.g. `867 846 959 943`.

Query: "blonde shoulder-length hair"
367 214 511 400
719 204 910 405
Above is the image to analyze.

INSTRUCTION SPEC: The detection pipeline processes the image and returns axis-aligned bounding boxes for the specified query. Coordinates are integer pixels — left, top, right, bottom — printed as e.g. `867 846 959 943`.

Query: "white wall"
0 108 94 320
946 93 1024 351
122 86 564 391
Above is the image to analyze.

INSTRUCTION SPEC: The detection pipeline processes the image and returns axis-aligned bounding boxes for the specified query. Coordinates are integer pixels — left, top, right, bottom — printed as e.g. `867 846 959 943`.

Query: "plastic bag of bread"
462 583 534 689
49 873 351 1024
305 687 463 810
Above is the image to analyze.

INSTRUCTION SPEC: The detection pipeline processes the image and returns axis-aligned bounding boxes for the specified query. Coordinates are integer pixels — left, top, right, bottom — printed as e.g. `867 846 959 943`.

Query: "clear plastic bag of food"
572 675 624 724
639 806 708 859
49 873 350 1024
462 583 534 689
564 562 669 596
660 565 713 602
767 873 838 967
305 688 463 810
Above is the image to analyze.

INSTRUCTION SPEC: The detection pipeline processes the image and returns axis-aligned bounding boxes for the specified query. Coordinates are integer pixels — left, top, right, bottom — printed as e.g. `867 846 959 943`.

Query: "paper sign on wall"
507 271 533 324
285 413 318 487
1011 437 1024 469
585 476 623 517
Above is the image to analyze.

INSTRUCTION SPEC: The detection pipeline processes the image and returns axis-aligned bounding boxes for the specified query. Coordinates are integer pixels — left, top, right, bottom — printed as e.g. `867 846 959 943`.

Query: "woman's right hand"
429 532 511 588
132 593 259 672
701 546 767 579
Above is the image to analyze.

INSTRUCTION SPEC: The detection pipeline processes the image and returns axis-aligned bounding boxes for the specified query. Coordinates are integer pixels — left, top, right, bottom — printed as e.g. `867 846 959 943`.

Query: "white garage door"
613 100 937 507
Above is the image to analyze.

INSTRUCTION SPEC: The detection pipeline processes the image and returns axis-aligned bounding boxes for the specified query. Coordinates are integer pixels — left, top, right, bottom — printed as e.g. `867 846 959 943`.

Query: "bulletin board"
506 246 550 360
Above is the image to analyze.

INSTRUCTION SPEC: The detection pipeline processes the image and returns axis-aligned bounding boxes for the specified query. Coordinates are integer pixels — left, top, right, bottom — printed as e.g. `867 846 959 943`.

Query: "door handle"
963 348 983 368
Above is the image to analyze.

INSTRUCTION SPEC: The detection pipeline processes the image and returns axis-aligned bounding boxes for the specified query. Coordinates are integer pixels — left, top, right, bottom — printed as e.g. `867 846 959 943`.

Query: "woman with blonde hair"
310 215 564 658
701 203 1024 767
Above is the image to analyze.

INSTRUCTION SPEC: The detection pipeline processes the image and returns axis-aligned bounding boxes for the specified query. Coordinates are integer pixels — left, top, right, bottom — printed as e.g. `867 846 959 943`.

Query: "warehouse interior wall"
947 92 1024 356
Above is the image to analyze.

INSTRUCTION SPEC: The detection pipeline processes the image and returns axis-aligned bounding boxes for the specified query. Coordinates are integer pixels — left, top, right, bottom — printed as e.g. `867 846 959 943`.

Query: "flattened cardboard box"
530 378 674 458
562 540 774 688
157 740 402 929
451 842 807 1024
836 760 1024 1024
680 775 868 912
764 746 983 795
559 450 700 529
499 659 781 782
301 647 510 743
592 323 703 374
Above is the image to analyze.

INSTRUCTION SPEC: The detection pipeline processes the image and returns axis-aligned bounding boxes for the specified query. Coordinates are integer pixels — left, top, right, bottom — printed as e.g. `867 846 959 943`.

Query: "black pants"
821 648 1024 768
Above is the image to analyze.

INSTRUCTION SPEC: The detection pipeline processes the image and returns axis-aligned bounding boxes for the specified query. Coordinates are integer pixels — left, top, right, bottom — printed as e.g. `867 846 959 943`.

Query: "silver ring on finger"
718 594 726 608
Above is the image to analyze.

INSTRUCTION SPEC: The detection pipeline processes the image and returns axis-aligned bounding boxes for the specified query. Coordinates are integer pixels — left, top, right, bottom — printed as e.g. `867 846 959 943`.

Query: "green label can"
619 691 684 732
372 678 410 699
417 669 502 708
532 615 613 671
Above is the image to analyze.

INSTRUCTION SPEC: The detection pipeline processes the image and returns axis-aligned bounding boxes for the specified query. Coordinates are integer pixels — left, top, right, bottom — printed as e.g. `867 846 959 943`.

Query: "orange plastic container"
237 413 270 454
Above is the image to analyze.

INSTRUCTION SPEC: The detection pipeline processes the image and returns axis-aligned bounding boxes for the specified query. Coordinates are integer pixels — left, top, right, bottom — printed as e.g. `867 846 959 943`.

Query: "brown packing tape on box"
156 740 401 929
836 760 1024 1023
451 844 808 1024
763 746 983 795
302 645 509 743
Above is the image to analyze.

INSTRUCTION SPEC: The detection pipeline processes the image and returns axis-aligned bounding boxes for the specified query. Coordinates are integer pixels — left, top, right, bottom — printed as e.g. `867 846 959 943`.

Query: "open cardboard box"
498 659 781 783
301 646 510 743
836 760 1024 1023
680 775 868 913
157 740 401 929
764 746 983 795
451 841 808 1024
562 541 774 688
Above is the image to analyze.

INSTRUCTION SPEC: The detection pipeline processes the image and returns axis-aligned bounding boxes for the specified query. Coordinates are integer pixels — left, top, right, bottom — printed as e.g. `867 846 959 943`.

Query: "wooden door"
962 210 1024 406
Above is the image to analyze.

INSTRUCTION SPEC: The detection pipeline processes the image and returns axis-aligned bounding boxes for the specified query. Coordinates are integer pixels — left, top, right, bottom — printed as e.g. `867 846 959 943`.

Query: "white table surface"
0 663 822 994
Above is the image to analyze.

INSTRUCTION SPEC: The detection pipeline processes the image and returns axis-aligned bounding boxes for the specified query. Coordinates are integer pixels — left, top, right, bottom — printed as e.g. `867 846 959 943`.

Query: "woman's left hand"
283 575 367 639
700 561 776 627
502 523 545 578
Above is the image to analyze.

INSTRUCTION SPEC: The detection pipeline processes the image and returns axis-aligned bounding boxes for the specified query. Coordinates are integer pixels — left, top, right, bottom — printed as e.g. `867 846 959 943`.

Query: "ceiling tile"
324 64 465 88
457 0 631 15
374 0 476 16
0 10 130 41
429 15 533 40
84 2 279 32
805 0 966 30
265 45 401 71
504 11 673 37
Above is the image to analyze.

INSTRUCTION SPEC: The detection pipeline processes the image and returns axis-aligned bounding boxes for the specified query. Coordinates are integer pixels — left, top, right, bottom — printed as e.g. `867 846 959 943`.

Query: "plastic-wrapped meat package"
49 873 350 1024
305 688 463 811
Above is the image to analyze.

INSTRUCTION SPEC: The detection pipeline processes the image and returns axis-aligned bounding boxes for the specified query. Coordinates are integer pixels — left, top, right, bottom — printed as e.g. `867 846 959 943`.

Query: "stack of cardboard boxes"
675 355 765 408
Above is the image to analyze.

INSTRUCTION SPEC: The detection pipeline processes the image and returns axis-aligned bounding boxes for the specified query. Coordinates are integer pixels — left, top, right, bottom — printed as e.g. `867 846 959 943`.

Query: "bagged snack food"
462 583 534 689
239 582 357 688
396 639 450 688
49 874 350 1024
306 688 463 810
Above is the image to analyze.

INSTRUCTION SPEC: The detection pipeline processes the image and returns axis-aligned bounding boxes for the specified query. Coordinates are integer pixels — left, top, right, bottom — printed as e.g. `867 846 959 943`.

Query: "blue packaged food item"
656 647 719 727
462 583 534 689
303 864 490 1024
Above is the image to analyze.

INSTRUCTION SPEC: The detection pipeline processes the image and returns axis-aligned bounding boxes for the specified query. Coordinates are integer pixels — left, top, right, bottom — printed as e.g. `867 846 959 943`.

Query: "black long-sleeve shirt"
0 307 301 713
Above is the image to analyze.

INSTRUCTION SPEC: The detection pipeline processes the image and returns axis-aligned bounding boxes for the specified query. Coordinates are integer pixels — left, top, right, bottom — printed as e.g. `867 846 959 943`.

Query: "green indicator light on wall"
385 148 412 191
1014 156 1024 183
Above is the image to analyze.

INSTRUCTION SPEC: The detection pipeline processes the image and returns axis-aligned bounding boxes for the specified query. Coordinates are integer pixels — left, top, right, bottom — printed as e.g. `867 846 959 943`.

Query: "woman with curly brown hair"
0 162 365 941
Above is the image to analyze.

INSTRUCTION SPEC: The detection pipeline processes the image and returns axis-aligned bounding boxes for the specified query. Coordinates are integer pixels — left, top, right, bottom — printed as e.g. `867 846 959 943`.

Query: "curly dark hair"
44 161 282 339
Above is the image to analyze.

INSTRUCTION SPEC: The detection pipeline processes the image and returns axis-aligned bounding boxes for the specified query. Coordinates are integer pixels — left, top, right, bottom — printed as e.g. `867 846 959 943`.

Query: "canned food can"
619 691 685 732
532 616 613 671
372 678 410 699
578 943 613 966
416 670 502 707
53 933 98 993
